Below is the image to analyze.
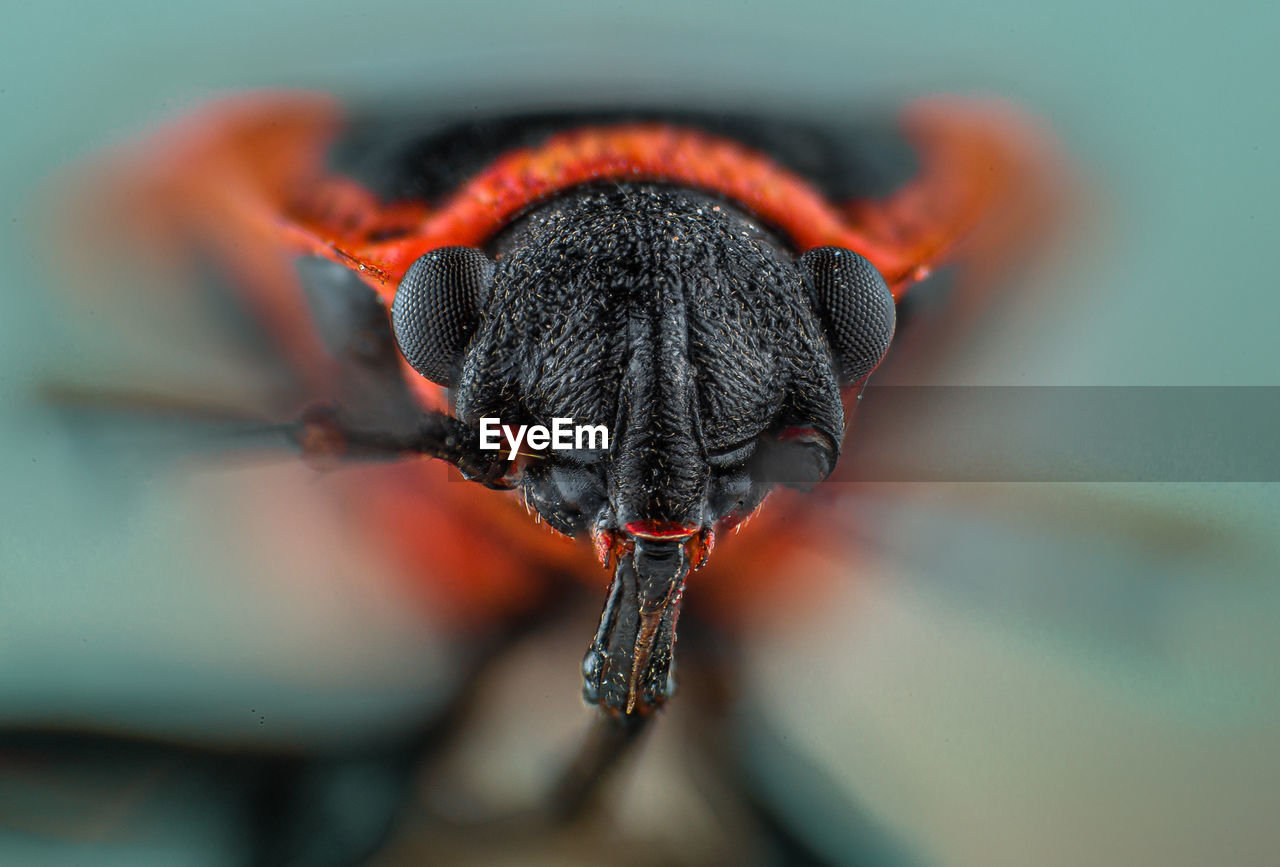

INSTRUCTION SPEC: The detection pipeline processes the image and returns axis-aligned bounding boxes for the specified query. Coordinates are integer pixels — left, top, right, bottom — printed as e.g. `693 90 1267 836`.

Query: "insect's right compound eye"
391 246 494 387
799 246 896 386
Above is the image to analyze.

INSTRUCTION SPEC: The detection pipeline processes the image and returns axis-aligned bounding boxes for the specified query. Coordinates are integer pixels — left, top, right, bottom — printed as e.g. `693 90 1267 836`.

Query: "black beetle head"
390 183 896 714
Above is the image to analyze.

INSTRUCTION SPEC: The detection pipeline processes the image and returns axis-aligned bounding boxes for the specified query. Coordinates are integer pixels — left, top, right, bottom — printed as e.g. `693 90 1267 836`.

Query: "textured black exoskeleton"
391 183 895 715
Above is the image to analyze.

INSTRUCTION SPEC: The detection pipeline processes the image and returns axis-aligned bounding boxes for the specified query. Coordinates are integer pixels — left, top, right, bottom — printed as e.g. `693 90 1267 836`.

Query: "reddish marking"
624 520 700 541
344 125 888 291
688 528 715 571
591 528 617 567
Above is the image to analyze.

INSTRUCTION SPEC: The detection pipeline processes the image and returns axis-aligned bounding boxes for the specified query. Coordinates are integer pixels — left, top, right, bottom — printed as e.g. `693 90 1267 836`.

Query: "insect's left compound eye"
391 246 494 387
799 246 896 386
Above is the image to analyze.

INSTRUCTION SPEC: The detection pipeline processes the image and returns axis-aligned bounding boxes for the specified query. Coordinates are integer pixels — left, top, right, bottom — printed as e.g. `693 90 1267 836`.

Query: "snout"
582 524 712 715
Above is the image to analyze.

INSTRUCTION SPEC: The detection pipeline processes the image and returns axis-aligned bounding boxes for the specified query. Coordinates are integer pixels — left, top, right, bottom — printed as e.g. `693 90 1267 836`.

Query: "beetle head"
391 184 894 714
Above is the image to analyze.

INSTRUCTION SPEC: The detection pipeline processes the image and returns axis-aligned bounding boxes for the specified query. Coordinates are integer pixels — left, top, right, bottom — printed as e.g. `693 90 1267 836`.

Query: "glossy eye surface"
391 246 493 387
799 246 896 386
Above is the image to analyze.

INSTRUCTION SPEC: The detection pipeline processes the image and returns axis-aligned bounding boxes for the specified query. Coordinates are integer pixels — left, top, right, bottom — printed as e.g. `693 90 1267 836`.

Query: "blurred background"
1 1 1278 864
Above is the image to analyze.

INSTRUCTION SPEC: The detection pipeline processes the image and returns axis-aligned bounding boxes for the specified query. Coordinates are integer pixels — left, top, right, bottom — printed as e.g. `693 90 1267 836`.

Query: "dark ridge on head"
455 183 844 530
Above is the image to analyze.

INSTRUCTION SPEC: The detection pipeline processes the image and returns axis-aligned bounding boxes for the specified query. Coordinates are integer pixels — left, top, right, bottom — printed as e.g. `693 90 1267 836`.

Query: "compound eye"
799 246 896 386
391 246 494 387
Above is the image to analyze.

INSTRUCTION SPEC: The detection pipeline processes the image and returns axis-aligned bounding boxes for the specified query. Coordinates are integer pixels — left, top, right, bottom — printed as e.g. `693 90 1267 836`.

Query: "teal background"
1 1 1278 864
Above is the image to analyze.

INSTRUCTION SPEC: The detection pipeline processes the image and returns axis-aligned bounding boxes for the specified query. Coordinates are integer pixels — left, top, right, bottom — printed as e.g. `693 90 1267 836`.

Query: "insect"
50 90 1064 846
